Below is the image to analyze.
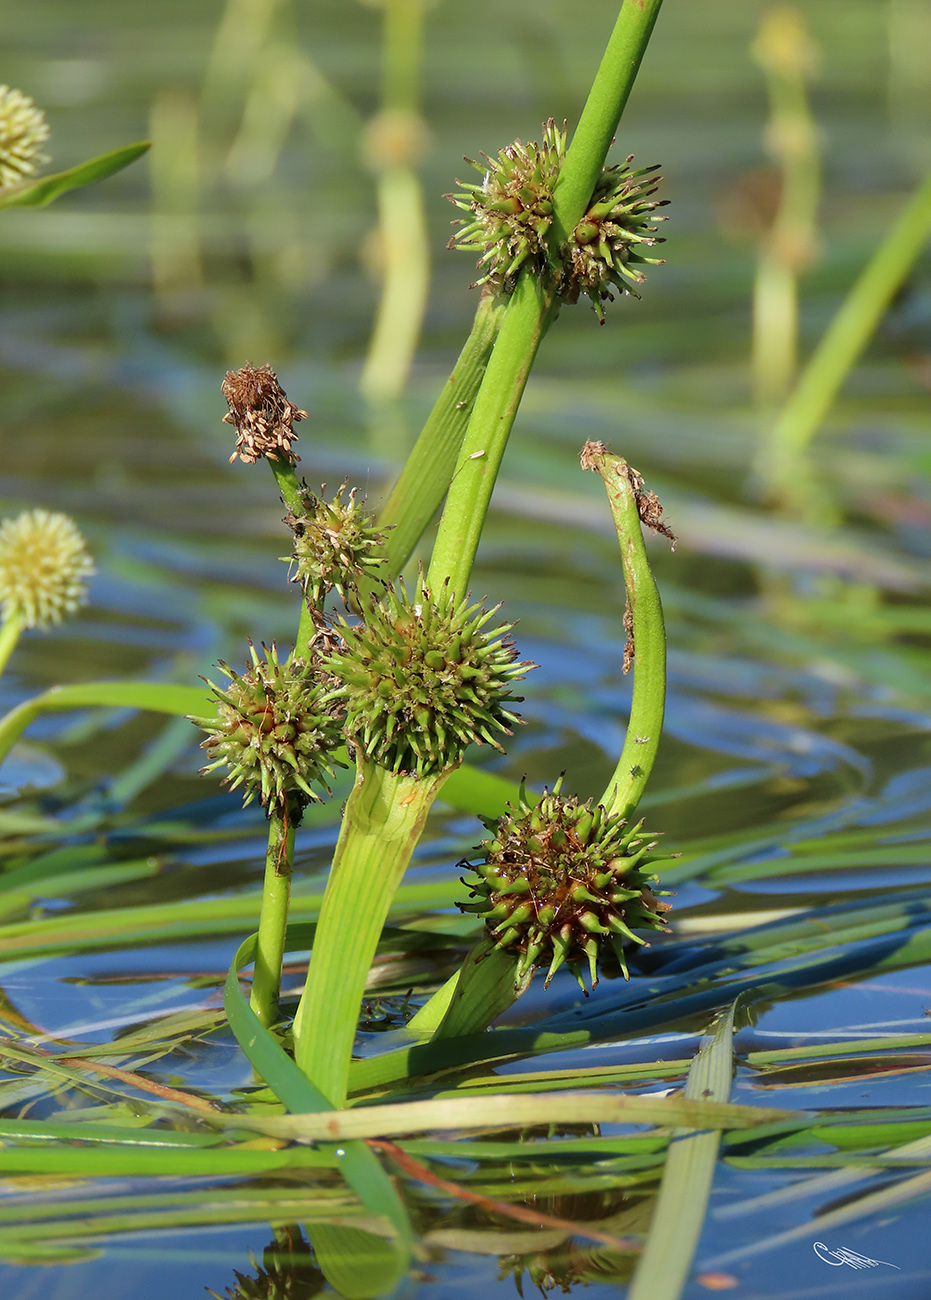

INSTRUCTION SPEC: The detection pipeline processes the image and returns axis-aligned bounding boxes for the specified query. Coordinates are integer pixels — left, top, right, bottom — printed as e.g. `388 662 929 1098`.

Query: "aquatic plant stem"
360 0 430 404
426 0 665 601
426 273 559 598
0 609 25 679
267 458 317 658
584 447 667 821
249 800 297 1027
378 290 506 574
549 0 666 249
430 936 529 1039
759 161 931 506
293 759 450 1106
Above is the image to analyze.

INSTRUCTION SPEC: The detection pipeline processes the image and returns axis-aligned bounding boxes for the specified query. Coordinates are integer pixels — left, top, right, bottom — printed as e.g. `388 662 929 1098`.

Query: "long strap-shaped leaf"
627 1003 736 1300
225 932 412 1293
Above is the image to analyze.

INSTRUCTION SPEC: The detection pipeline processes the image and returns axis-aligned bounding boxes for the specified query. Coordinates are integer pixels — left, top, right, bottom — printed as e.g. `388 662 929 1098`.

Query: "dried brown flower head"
221 363 307 466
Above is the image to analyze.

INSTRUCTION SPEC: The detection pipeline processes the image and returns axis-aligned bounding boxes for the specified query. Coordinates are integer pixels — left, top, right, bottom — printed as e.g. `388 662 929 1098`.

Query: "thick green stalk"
0 609 25 679
293 760 450 1106
249 801 297 1027
759 161 931 501
751 9 821 405
585 448 667 821
430 936 530 1039
426 273 559 598
426 0 665 601
548 0 666 247
378 290 506 574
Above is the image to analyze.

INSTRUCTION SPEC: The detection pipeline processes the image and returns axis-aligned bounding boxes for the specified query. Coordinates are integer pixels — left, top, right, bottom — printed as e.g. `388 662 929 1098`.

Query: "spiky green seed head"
189 642 344 817
0 509 94 629
459 778 673 991
446 118 566 291
446 120 666 319
283 481 387 610
562 157 667 321
326 575 533 777
0 86 49 189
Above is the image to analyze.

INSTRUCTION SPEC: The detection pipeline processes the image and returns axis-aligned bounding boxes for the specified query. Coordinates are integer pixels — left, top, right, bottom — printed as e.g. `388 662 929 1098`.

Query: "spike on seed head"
0 86 49 189
458 784 673 991
221 363 307 466
0 509 94 629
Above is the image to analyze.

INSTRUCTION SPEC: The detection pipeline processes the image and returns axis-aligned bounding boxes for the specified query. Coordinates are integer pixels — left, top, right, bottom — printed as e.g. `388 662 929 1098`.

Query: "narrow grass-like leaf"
225 932 412 1289
0 142 150 209
0 682 213 769
214 1090 796 1142
627 1005 735 1300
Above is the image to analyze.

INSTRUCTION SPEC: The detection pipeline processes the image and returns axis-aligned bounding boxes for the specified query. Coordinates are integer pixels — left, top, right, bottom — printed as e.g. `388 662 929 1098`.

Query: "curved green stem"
249 800 298 1028
292 759 451 1106
584 448 667 821
0 609 26 679
378 290 506 574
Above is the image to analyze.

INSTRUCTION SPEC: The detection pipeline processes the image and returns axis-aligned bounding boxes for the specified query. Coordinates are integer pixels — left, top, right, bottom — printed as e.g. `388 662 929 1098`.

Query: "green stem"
0 609 26 679
292 760 450 1106
430 935 531 1039
249 801 298 1028
378 290 506 575
584 448 667 821
759 161 931 500
267 458 318 659
359 0 429 404
549 0 666 247
426 273 559 598
268 457 303 514
426 0 665 602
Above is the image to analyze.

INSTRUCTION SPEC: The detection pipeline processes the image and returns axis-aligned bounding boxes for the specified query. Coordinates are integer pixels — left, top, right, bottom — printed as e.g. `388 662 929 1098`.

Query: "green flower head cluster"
459 779 673 990
326 575 533 777
563 156 667 321
446 118 566 291
283 481 387 611
190 642 344 817
447 120 666 317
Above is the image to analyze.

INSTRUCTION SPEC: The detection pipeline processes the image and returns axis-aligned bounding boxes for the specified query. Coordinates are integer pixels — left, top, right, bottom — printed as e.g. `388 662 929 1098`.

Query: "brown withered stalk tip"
221 363 307 466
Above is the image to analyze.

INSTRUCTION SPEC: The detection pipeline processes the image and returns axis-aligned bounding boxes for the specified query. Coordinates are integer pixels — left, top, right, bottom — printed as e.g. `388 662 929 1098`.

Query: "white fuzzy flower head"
0 86 49 188
0 510 94 629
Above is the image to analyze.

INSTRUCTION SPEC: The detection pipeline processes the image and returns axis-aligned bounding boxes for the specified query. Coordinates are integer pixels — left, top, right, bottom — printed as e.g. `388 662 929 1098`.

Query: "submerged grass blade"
215 1090 796 1142
627 1004 735 1300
